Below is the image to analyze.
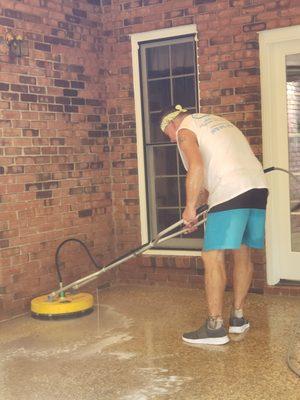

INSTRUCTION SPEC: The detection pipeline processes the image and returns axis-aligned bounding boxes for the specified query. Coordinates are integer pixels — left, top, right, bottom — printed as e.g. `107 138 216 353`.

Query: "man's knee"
201 249 225 268
233 244 251 264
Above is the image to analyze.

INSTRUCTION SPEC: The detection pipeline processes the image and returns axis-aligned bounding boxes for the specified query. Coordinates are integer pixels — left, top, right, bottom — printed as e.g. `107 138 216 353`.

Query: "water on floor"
0 285 299 400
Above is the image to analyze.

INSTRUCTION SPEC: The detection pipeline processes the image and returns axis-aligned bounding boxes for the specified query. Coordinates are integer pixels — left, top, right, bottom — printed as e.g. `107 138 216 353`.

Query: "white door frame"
259 25 300 285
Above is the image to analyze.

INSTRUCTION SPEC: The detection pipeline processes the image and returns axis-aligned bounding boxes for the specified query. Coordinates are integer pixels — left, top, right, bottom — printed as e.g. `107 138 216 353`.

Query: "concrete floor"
1 285 300 400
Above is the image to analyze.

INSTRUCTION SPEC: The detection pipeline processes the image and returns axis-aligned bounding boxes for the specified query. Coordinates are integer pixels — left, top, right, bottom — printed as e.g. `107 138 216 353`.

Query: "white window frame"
130 25 201 256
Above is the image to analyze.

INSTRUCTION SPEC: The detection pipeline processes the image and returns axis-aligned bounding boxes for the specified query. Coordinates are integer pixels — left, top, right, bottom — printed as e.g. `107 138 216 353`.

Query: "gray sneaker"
182 321 230 345
229 316 250 333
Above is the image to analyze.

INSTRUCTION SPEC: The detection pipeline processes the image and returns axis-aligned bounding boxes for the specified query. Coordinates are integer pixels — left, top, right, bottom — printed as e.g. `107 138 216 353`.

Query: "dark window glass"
173 76 196 107
153 146 177 175
149 112 164 143
148 79 171 111
180 176 186 205
140 36 201 249
179 155 187 175
146 46 170 79
155 177 179 207
157 208 181 232
171 42 195 75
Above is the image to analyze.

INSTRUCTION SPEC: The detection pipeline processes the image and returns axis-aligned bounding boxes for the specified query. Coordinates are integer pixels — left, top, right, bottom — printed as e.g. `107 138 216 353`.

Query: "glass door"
286 54 300 253
260 26 300 283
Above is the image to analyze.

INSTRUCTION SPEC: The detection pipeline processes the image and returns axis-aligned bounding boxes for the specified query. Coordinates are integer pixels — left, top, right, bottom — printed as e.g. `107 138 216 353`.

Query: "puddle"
120 367 192 400
0 305 134 362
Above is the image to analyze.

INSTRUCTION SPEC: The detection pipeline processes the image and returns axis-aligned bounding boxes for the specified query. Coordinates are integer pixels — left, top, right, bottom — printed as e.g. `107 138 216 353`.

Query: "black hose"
55 238 102 284
264 166 299 181
265 167 300 212
264 167 275 173
53 168 292 286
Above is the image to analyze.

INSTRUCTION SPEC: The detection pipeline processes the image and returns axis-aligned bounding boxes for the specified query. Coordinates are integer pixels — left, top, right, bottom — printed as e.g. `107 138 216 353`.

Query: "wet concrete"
0 285 300 400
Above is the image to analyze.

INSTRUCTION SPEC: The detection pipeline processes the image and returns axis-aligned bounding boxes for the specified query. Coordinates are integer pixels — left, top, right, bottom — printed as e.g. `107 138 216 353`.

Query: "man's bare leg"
182 249 229 344
232 244 253 310
201 249 226 318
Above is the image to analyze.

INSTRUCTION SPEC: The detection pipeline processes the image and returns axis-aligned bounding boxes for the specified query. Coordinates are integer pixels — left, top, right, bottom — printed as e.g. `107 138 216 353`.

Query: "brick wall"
0 0 115 320
100 0 300 292
1 0 300 320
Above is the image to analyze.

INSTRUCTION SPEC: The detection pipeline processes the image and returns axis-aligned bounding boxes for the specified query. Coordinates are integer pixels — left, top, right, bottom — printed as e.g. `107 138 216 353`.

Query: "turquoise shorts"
203 208 266 251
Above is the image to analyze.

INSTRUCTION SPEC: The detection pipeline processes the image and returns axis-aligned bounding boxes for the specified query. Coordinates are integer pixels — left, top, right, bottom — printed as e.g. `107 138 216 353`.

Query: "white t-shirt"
176 114 267 208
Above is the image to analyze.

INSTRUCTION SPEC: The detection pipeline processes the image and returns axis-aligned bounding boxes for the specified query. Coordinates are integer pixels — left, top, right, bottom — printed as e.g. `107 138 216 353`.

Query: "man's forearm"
185 166 204 209
197 189 209 207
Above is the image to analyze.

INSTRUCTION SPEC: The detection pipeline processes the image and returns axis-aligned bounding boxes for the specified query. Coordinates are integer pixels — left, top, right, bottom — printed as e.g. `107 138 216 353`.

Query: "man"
160 105 268 345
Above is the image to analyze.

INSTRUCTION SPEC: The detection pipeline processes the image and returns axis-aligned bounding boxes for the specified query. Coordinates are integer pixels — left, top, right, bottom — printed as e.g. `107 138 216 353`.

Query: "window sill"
144 249 202 257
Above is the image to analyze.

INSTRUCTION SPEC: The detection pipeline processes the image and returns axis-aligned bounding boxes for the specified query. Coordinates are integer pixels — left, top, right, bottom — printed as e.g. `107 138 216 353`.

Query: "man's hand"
182 206 198 233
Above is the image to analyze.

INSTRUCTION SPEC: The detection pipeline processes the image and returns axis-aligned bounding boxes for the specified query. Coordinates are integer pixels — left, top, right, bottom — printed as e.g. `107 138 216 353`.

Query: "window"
131 26 203 252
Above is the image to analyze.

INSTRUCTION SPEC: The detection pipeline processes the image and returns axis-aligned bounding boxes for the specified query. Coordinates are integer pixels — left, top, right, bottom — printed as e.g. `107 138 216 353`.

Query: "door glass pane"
286 53 300 251
146 46 170 78
291 215 300 252
288 136 300 173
